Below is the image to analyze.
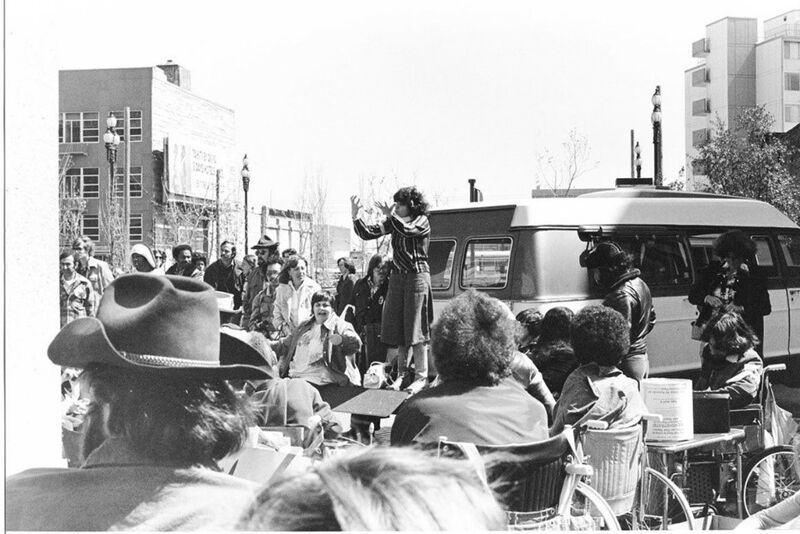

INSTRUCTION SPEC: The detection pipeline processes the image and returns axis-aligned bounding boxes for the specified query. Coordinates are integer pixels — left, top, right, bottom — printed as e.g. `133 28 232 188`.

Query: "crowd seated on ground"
550 304 646 435
390 289 549 446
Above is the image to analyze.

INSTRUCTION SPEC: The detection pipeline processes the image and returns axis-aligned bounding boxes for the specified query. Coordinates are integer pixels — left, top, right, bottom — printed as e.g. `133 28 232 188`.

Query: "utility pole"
651 86 663 187
630 130 635 178
215 169 221 257
124 107 131 257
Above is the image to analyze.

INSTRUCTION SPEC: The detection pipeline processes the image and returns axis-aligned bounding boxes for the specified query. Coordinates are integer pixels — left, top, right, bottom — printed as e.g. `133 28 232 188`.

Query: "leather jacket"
603 269 656 359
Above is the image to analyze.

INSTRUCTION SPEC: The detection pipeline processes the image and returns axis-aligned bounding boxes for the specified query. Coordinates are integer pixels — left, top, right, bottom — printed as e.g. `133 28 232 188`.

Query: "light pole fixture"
634 142 642 179
651 85 663 187
241 154 251 251
102 113 121 196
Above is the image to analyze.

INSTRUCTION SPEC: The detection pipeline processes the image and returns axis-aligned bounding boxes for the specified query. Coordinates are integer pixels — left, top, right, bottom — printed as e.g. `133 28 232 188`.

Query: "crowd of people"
38 195 797 530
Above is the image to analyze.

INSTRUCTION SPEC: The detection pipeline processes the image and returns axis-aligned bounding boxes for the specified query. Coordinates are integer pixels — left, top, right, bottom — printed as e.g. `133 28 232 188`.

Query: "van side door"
776 231 800 357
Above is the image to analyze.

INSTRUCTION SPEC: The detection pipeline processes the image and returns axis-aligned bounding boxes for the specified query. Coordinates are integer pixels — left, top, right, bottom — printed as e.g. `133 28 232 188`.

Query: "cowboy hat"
251 234 279 249
48 274 269 379
219 324 278 375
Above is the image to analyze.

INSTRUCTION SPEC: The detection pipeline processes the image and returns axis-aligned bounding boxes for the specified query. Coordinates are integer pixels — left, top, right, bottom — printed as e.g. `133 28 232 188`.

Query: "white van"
427 188 800 376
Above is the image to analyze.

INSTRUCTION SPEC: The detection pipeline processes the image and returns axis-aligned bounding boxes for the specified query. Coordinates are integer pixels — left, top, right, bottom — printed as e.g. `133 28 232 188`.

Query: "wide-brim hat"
48 274 269 379
219 324 277 374
251 235 279 249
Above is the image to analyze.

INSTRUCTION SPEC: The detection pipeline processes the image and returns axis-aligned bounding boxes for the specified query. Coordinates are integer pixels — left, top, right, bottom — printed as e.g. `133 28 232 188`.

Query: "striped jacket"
353 214 430 273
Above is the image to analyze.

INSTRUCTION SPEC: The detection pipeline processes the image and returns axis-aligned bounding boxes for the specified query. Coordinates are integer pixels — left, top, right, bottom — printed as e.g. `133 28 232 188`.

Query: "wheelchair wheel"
574 481 622 530
629 467 696 530
742 445 798 518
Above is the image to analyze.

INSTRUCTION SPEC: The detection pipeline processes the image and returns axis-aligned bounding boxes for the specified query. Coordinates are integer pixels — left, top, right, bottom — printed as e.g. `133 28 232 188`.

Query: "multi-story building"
59 62 241 260
685 11 800 190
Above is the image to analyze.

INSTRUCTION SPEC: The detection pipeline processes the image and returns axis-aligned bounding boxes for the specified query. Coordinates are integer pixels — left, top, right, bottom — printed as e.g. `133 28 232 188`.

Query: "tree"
692 106 800 221
534 129 598 197
296 170 330 284
58 155 86 248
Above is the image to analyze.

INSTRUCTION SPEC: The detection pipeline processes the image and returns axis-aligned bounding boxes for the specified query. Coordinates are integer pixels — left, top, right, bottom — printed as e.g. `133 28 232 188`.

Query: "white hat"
130 243 156 268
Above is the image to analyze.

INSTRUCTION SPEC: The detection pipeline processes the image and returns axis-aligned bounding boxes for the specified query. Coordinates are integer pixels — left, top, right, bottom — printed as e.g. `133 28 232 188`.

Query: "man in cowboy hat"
243 234 280 326
6 275 271 531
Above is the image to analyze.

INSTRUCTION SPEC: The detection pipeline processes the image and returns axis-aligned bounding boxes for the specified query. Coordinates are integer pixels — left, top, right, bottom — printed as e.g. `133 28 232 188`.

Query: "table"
315 384 410 417
646 428 747 518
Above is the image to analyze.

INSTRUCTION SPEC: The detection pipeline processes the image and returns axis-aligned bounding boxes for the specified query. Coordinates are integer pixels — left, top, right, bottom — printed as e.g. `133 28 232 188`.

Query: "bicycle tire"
575 481 622 531
629 467 696 530
742 445 798 518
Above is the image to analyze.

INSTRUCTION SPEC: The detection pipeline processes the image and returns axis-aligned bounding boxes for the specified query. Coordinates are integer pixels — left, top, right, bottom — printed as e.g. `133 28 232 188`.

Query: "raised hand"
350 195 363 219
374 200 394 218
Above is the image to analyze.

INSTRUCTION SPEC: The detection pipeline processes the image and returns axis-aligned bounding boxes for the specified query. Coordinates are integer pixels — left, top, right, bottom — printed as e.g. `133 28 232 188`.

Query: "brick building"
58 62 241 260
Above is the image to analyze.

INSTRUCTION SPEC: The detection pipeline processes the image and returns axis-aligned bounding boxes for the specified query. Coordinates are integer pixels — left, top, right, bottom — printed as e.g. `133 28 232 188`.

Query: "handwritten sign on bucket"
641 378 693 441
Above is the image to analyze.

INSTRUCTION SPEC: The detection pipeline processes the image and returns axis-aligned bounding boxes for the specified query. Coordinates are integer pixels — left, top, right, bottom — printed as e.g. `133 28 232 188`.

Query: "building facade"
685 11 800 190
59 63 241 262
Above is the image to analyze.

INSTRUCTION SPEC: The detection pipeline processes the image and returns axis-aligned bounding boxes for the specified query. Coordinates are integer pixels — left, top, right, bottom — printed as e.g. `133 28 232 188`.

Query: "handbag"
763 380 798 447
363 361 388 389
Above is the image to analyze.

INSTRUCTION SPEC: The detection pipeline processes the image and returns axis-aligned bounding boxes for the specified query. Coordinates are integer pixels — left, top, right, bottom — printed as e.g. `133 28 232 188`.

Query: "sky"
15 0 800 226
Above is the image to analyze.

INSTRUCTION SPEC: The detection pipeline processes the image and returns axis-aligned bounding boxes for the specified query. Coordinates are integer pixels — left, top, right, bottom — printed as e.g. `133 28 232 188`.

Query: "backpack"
363 361 388 389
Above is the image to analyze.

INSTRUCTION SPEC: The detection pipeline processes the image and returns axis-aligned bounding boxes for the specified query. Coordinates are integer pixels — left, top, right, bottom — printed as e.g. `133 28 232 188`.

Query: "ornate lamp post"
102 113 121 200
634 142 642 179
241 154 251 251
651 85 663 186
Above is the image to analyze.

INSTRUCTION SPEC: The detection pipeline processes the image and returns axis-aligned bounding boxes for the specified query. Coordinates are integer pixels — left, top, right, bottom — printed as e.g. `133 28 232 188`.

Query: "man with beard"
580 241 656 382
204 240 245 309
242 235 280 324
6 274 270 530
165 244 194 276
247 255 284 336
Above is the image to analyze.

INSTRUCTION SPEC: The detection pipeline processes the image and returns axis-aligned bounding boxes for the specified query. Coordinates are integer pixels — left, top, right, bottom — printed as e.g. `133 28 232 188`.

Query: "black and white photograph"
5 0 800 530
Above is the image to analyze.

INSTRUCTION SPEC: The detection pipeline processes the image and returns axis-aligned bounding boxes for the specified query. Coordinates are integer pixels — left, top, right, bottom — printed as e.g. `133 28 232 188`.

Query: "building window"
113 166 143 198
59 112 99 143
63 167 100 198
785 42 800 60
81 215 100 241
111 110 143 142
785 72 800 91
786 105 800 124
692 128 710 147
129 214 143 241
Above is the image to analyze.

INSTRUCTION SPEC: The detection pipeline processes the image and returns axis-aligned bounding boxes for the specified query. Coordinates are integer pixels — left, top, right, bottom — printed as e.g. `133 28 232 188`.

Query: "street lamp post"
651 85 663 187
102 113 121 264
634 142 642 179
241 154 251 251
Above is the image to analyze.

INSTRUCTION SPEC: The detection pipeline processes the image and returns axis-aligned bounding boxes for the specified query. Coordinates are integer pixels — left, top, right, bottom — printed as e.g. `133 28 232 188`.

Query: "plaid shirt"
60 273 95 327
353 214 430 273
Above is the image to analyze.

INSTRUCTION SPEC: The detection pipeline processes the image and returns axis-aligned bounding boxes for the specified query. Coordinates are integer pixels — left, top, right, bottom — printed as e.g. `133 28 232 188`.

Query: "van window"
461 238 512 289
690 232 778 277
779 233 800 268
429 240 456 290
613 235 691 287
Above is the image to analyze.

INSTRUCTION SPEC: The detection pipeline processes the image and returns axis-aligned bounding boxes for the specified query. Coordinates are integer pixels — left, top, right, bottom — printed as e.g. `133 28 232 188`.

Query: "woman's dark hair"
539 307 574 344
311 290 335 308
281 248 298 257
172 244 192 260
515 309 543 340
570 305 630 366
366 254 388 279
192 252 207 266
278 254 308 284
432 290 514 385
337 257 356 274
393 186 430 217
705 309 759 356
81 363 253 466
713 230 757 262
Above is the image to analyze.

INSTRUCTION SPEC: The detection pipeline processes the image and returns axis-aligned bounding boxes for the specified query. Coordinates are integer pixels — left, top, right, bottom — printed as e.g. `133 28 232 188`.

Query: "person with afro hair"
391 290 548 446
550 305 646 435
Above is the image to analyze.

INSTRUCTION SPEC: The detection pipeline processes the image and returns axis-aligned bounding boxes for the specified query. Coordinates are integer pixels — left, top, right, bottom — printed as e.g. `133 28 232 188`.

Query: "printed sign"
165 136 223 200
641 378 694 441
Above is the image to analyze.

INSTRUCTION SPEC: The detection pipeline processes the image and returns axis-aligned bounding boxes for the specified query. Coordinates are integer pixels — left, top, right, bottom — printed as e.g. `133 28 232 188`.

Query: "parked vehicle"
428 188 800 375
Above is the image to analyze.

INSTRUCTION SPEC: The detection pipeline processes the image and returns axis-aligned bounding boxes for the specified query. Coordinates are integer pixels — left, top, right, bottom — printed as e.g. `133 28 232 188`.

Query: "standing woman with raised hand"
351 187 433 394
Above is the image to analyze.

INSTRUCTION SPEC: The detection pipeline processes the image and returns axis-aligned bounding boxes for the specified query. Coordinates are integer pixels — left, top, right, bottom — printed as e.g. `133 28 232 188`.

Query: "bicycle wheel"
629 467 696 530
742 445 798 517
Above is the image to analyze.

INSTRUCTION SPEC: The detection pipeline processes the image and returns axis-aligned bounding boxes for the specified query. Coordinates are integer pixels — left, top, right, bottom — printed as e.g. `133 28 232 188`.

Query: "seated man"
391 290 549 446
6 275 269 531
551 305 646 435
695 308 763 409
